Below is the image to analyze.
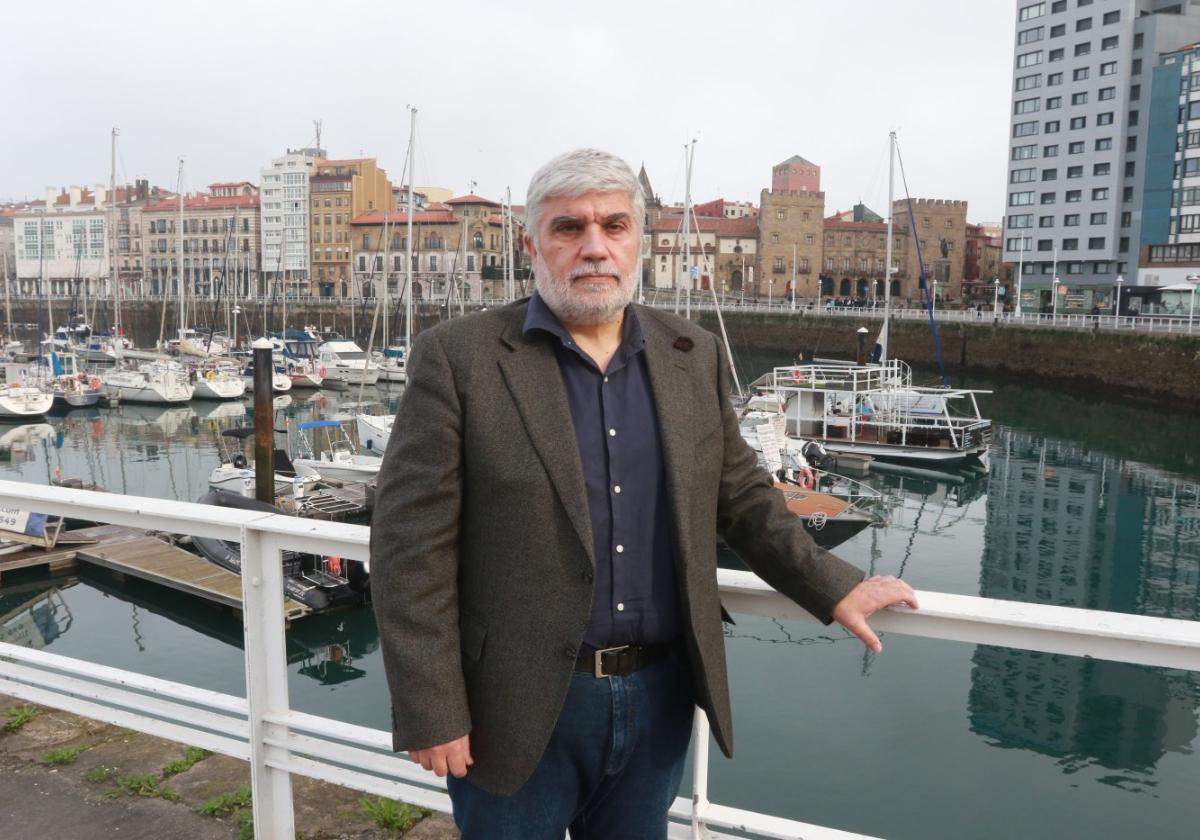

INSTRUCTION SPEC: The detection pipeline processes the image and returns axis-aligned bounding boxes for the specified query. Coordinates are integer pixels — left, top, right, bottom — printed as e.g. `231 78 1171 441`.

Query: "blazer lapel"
497 320 595 569
639 310 696 559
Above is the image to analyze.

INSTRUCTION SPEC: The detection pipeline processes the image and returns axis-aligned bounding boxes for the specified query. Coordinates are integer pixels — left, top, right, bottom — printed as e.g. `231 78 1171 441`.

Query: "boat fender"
205 370 216 381
318 366 327 378
328 556 341 575
799 466 815 489
88 376 101 390
790 369 805 384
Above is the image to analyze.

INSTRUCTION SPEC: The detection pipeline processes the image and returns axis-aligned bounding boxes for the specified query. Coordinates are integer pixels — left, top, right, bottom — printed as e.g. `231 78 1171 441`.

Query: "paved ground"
0 694 458 839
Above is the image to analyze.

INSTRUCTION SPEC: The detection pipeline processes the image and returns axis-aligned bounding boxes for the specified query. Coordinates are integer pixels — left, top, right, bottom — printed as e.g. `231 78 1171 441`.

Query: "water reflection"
970 428 1200 784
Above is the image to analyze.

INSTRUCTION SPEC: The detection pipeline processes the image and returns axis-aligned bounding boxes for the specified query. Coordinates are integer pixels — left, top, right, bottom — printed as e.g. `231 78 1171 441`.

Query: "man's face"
525 190 640 327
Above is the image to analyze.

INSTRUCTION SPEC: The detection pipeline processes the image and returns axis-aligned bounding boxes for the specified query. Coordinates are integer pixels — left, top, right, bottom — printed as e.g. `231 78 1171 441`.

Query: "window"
1039 215 1055 227
773 257 785 271
1186 158 1200 176
1100 61 1116 76
1132 32 1143 49
1073 67 1089 81
1095 137 1112 151
1074 42 1090 57
1101 35 1118 50
1047 72 1063 86
1062 238 1078 250
1008 214 1033 228
1010 191 1035 206
1006 237 1029 251
1075 17 1091 31
771 232 780 243
1016 74 1041 91
1091 188 1109 200
1131 58 1141 75
1089 212 1106 224
1068 141 1084 154
1037 239 1053 251
1067 165 1083 178
1064 214 1080 226
1118 236 1129 253
1098 86 1115 101
1046 96 1062 109
1102 9 1118 24
1078 0 1092 6
1012 143 1038 160
1050 23 1065 37
1015 97 1040 114
1120 210 1132 227
1066 262 1083 274
1123 161 1135 177
776 209 786 220
1042 167 1058 180
1129 84 1139 101
1019 2 1045 20
1051 0 1065 10
1045 120 1060 133
1071 92 1087 105
1017 50 1043 67
1066 190 1081 202
1070 116 1087 130
1018 26 1044 44
1188 130 1200 148
1041 191 1057 204
1093 162 1110 176
1043 144 1059 157
1127 110 1138 127
1122 186 1134 201
1090 112 1111 126
1014 120 1039 137
1126 136 1137 152
1049 47 1064 61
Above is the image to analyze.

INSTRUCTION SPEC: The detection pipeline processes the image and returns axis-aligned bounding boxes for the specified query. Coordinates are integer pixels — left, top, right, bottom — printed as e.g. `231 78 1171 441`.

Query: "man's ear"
523 232 537 263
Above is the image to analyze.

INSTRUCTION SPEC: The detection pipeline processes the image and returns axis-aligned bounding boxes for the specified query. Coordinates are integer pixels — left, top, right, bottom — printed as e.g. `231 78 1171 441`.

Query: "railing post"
240 525 296 838
691 707 710 839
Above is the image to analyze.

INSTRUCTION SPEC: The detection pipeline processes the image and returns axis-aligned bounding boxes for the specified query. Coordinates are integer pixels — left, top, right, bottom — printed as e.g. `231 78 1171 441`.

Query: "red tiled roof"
350 210 458 225
144 194 260 212
208 181 254 188
446 194 499 206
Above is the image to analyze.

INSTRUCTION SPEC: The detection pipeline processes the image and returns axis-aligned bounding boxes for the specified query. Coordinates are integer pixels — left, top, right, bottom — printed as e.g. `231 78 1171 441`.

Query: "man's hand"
410 734 473 778
831 575 918 653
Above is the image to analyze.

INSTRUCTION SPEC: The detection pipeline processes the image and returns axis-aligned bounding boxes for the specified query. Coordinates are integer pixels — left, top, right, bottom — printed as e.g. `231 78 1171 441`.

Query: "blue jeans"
447 647 695 839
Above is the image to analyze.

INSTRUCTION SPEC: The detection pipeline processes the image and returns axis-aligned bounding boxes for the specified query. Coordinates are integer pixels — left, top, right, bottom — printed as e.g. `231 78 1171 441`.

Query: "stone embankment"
0 694 457 839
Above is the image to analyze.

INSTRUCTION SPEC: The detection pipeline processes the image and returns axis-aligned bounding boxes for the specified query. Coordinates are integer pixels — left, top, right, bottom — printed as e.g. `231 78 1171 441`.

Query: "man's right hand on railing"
410 734 473 778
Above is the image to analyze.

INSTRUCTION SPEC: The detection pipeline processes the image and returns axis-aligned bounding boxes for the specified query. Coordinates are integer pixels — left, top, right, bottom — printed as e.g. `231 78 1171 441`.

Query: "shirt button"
617 603 625 612
603 376 609 383
613 485 621 494
615 544 624 554
609 428 616 437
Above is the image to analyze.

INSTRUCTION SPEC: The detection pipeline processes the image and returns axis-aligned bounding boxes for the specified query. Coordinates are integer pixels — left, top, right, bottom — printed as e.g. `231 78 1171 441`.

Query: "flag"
870 320 888 364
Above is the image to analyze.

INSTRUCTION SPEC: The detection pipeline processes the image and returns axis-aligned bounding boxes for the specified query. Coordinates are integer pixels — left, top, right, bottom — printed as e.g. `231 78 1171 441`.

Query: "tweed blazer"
370 299 864 796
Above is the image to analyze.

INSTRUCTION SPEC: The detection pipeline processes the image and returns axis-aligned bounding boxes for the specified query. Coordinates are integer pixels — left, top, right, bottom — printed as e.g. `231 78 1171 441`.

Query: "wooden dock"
0 524 310 621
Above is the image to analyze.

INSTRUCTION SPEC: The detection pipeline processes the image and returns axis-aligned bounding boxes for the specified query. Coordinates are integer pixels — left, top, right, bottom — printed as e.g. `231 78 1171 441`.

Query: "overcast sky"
2 0 1014 221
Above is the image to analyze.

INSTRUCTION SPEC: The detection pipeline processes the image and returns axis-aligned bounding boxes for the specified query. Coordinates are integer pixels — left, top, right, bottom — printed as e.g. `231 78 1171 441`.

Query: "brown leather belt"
574 642 677 678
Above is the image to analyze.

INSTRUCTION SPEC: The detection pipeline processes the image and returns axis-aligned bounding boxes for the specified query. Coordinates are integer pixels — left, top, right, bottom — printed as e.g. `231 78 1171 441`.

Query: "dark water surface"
0 361 1196 839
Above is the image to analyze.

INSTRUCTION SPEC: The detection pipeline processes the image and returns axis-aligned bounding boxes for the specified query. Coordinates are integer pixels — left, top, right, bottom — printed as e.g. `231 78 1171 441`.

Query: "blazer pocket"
459 613 488 662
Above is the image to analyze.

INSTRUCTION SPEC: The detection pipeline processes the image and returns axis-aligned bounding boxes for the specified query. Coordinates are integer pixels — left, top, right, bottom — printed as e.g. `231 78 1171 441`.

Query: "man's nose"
580 224 607 260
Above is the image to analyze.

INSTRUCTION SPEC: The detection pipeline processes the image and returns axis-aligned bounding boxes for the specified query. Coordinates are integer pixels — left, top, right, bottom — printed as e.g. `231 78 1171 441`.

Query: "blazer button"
582 569 594 584
563 644 577 660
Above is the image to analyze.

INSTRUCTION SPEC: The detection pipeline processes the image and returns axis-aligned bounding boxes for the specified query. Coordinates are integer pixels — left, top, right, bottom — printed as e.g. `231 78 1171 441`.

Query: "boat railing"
1 480 1196 840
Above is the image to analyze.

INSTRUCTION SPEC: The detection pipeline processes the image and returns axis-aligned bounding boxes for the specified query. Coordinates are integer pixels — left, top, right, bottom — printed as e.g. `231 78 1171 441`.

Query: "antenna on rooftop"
313 119 323 154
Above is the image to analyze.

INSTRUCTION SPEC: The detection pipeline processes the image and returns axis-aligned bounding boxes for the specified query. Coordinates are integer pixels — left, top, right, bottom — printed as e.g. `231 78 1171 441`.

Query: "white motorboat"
355 412 393 453
273 335 324 389
292 420 382 484
208 428 320 498
191 360 246 400
101 359 194 404
0 384 54 418
240 354 293 394
317 341 379 385
374 345 407 383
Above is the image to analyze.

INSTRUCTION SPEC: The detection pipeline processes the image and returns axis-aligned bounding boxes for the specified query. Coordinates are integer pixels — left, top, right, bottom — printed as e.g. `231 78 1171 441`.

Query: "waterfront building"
309 158 393 298
12 187 113 298
963 223 1008 306
1003 0 1200 313
756 178 824 301
260 149 322 299
771 155 821 193
0 210 15 294
888 198 969 304
141 185 261 300
822 203 909 302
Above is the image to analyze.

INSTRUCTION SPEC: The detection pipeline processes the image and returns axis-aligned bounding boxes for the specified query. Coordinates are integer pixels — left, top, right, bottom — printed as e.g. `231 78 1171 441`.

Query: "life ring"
790 368 805 384
798 466 815 489
318 366 327 378
205 370 217 381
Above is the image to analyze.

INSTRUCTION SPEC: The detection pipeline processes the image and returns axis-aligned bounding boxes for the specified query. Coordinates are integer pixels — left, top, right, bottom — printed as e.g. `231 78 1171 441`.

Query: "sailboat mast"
882 130 895 364
382 207 390 349
110 126 120 338
677 140 695 316
178 159 185 337
405 107 415 351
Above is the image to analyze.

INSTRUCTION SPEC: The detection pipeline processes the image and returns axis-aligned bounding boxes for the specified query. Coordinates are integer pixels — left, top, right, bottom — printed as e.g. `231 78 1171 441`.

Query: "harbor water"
0 362 1196 839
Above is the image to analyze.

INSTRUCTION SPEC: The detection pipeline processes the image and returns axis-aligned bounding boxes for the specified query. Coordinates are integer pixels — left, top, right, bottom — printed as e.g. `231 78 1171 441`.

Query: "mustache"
565 261 622 282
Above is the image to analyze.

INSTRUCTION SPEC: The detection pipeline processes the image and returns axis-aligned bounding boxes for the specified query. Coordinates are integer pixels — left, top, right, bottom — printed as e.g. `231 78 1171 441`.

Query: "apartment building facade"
310 158 393 298
261 148 322 298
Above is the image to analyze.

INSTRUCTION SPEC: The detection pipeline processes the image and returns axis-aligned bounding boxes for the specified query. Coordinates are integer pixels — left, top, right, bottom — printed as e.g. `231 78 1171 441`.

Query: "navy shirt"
523 293 682 651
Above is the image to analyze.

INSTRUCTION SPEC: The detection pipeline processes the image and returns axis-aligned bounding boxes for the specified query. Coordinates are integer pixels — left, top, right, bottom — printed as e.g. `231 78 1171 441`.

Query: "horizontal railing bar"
694 802 884 840
1 662 248 741
244 515 370 564
0 676 250 761
266 731 433 785
265 752 453 815
265 710 396 752
0 641 249 714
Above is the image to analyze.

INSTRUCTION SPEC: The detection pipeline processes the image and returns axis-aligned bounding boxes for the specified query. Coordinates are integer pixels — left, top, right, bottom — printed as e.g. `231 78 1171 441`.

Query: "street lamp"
1113 275 1124 325
1188 273 1199 335
992 277 1000 319
1052 276 1060 320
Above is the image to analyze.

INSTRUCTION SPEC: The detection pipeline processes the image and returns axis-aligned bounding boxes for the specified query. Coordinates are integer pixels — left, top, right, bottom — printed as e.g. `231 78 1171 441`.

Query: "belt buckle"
594 645 630 678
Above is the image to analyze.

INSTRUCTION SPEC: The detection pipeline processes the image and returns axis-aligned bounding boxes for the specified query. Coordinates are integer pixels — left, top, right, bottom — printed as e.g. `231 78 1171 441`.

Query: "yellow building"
310 158 393 298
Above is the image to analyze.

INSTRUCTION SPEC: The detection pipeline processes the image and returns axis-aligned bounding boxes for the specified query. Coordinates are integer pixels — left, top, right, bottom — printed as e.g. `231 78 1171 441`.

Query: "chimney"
69 186 82 205
96 185 108 206
45 187 57 206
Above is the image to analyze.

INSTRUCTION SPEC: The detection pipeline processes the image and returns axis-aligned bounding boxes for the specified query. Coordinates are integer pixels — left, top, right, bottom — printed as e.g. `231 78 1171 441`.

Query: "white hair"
525 149 645 246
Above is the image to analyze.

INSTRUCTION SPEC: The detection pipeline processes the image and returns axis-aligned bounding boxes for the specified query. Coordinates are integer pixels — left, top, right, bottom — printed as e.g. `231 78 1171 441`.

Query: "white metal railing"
0 480 1198 839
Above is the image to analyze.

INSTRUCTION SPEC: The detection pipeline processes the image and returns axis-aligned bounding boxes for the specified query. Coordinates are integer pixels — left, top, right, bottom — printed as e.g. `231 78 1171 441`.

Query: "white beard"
535 258 637 326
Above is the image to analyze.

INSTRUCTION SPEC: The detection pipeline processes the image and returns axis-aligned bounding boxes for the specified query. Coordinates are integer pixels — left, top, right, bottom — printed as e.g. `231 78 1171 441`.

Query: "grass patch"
40 746 86 766
3 705 42 732
162 746 209 776
236 809 254 840
108 773 179 801
196 785 252 816
83 766 117 784
358 796 428 833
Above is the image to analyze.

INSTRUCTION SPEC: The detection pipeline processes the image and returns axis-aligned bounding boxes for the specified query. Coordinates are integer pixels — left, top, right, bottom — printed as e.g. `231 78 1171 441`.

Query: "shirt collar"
523 292 645 354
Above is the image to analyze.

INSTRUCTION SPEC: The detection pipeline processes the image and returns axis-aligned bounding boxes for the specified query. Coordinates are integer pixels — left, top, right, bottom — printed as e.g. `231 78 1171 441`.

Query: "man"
371 149 917 838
